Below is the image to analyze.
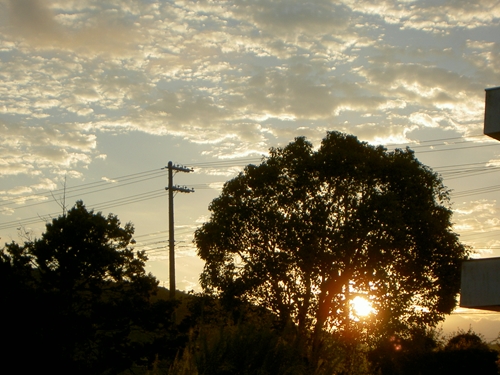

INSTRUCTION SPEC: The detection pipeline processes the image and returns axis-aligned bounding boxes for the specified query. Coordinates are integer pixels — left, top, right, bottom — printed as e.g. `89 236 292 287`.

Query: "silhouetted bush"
369 329 499 375
0 202 184 375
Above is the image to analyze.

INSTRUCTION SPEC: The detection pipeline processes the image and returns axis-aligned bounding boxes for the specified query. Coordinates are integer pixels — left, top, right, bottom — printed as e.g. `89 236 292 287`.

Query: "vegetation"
369 329 499 375
166 295 367 375
0 202 181 374
2 133 498 374
195 131 469 353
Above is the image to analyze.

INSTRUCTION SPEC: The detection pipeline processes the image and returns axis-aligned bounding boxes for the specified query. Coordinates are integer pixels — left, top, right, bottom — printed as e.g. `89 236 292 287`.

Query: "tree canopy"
194 131 469 345
0 201 173 374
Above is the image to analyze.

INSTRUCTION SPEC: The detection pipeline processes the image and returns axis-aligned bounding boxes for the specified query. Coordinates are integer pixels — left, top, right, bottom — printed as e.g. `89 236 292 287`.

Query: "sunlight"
351 296 375 317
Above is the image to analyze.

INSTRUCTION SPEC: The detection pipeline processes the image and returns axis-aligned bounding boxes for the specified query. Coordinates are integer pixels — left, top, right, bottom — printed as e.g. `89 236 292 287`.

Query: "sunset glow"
351 296 375 318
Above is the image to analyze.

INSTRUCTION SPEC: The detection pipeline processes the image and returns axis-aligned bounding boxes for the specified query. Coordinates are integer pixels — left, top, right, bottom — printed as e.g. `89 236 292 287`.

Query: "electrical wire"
3 134 500 247
0 189 166 231
0 169 164 207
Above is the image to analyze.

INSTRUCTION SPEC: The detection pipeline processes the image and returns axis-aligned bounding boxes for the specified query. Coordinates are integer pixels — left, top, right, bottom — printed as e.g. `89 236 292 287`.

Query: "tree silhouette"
369 329 499 375
195 132 469 349
437 330 499 375
0 201 173 374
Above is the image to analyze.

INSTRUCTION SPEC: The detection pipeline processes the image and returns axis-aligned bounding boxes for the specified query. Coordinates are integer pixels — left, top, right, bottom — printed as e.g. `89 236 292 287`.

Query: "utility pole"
165 161 194 299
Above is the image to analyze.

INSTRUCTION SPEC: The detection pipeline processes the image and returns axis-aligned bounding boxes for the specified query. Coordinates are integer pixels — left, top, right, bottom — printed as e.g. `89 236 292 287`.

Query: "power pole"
165 161 194 299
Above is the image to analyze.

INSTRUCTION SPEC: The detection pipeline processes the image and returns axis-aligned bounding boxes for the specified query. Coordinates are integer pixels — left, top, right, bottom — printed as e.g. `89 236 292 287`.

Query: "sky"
1 0 500 341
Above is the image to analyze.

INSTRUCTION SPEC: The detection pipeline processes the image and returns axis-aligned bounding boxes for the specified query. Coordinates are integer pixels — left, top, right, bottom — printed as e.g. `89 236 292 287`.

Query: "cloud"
409 112 441 128
453 200 500 257
6 186 32 195
4 0 143 55
101 177 117 183
31 178 57 191
344 123 418 145
239 0 351 36
464 40 500 76
7 0 62 42
0 178 55 215
0 0 498 174
341 0 500 31
0 121 96 176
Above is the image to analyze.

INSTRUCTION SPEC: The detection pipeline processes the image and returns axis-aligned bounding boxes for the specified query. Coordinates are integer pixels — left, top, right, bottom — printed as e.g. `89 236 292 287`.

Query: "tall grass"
169 321 308 375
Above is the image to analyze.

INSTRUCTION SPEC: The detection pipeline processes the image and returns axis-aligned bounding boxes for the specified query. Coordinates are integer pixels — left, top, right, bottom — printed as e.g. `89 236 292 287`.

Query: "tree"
0 201 174 374
368 328 442 375
194 132 469 348
437 330 499 375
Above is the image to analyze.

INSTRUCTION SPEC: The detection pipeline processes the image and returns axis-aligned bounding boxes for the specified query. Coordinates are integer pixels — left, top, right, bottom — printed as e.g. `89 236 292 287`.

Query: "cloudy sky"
1 0 499 340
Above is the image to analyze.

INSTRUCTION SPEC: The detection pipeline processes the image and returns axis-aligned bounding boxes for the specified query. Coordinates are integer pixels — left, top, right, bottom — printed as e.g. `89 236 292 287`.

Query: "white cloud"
341 0 500 31
32 178 57 191
0 0 497 189
0 0 495 165
7 186 32 195
453 200 500 257
409 112 441 128
101 177 117 183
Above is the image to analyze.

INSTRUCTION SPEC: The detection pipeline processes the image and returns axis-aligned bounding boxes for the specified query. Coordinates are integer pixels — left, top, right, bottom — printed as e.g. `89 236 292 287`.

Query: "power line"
189 157 263 167
2 136 495 213
0 169 164 208
418 143 500 153
0 189 166 231
3 134 500 248
451 184 500 198
386 134 485 147
0 160 256 210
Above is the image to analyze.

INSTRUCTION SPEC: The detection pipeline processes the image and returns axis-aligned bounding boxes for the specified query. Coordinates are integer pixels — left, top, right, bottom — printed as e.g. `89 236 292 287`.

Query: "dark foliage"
369 329 441 375
171 294 347 375
0 202 180 375
195 131 469 350
369 329 499 375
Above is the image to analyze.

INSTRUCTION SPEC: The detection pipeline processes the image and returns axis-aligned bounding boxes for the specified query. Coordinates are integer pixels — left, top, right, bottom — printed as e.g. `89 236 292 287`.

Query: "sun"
350 296 374 317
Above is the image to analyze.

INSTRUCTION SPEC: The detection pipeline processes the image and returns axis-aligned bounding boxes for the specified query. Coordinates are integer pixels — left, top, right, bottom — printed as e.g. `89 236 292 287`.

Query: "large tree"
195 132 469 346
0 201 174 374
